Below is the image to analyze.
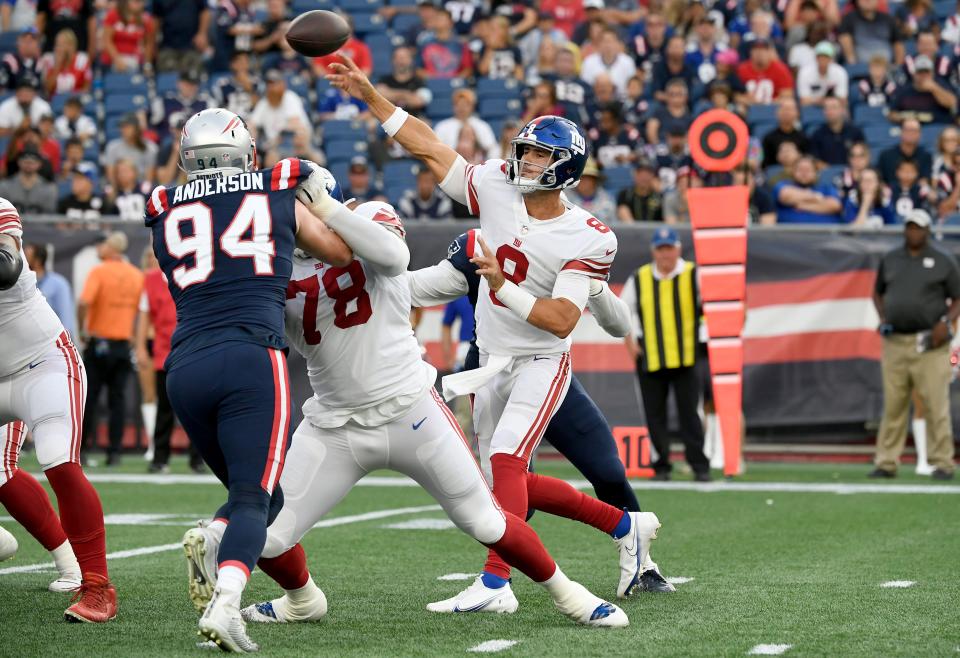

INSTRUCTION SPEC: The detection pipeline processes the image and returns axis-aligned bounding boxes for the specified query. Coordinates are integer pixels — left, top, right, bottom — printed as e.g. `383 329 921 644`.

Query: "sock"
913 418 929 467
45 462 108 577
538 563 571 597
51 539 81 578
610 511 631 540
217 562 249 594
140 402 157 446
525 471 624 535
482 454 531 580
480 571 509 589
257 543 310 591
0 469 68 551
287 574 322 604
208 518 228 541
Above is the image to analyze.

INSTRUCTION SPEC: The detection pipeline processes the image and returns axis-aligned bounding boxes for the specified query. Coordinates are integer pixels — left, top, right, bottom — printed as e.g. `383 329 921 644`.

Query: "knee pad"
31 418 73 471
459 503 506 545
226 482 271 524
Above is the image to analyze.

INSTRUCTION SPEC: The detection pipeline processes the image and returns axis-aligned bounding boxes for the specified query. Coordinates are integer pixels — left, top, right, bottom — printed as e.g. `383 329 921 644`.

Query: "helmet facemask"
506 139 576 194
179 110 258 180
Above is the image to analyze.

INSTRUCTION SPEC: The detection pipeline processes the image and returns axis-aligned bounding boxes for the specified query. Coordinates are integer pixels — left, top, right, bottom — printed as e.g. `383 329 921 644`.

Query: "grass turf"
0 455 957 657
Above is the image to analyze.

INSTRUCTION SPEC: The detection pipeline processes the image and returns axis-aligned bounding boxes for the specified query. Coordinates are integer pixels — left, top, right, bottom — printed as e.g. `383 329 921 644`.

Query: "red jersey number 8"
489 244 530 307
586 217 610 233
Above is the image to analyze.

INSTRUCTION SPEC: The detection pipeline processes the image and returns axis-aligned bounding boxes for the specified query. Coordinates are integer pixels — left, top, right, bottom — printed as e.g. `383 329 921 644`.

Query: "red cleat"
63 573 118 623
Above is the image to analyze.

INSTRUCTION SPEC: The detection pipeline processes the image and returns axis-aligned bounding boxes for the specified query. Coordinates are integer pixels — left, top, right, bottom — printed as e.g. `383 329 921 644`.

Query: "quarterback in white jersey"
0 198 117 622
184 176 629 629
328 58 662 613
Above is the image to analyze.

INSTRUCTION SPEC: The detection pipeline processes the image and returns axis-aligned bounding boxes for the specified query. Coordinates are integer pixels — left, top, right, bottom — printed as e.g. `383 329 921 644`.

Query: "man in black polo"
871 209 960 479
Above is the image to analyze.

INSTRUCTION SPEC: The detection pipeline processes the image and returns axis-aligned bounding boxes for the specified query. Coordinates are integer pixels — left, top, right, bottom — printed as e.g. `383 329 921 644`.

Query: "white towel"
441 354 513 400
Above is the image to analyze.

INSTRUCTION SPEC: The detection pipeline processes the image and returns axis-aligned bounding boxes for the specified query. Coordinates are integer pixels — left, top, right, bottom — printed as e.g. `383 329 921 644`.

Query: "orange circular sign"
688 109 749 173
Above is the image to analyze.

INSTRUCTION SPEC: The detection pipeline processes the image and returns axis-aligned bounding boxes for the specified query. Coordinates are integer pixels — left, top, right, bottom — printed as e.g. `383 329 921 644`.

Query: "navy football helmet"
505 115 589 193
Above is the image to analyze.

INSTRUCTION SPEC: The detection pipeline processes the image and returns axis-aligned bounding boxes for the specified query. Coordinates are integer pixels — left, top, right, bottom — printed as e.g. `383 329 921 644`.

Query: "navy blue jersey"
145 157 310 370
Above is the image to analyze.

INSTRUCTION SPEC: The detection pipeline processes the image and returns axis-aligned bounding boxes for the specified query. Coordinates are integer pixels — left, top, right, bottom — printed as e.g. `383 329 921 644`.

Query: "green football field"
1 455 958 657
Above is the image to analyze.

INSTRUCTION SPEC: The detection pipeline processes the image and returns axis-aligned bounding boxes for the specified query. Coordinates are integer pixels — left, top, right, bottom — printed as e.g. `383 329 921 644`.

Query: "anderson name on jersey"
458 158 618 357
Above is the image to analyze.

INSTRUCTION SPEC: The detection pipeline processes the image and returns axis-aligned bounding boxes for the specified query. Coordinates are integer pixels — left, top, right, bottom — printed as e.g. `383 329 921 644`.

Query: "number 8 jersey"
461 159 618 357
144 158 310 371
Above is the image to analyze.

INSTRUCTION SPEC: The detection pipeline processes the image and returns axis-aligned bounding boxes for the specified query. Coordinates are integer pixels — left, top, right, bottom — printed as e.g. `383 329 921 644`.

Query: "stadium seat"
57 180 72 201
102 72 147 94
426 78 459 101
746 104 777 127
291 0 333 13
846 62 869 79
338 0 383 11
286 74 310 98
921 123 948 149
0 31 17 54
367 34 394 78
426 97 454 121
383 159 419 187
942 213 960 225
322 119 368 143
478 97 522 120
853 105 887 125
324 140 368 163
751 120 777 140
388 0 417 5
329 161 350 188
351 12 386 35
155 72 179 95
391 13 421 33
800 105 824 127
103 93 147 116
603 166 633 193
935 0 955 19
475 77 522 100
863 124 899 151
818 165 845 188
316 78 332 97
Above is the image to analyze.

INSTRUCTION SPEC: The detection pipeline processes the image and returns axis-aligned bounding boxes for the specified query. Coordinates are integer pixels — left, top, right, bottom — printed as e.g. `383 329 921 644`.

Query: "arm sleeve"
438 154 469 206
0 202 23 239
551 269 590 312
619 275 642 339
323 204 410 277
407 261 470 307
587 281 632 338
440 158 504 215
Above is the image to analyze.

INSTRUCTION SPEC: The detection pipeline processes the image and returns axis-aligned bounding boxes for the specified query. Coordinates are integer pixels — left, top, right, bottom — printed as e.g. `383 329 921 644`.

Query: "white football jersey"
284 251 435 429
462 159 618 356
0 198 65 378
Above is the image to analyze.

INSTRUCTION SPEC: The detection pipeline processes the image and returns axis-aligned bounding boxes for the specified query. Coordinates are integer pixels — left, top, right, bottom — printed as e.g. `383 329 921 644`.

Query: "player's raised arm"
407 261 470 307
326 56 469 205
294 202 354 267
587 280 631 338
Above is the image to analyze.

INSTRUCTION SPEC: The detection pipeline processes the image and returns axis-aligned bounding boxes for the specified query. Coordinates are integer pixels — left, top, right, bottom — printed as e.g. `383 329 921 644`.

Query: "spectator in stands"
737 39 794 104
101 0 157 73
761 97 809 169
318 84 370 122
156 119 187 187
105 159 147 221
943 0 960 44
838 0 904 65
377 47 432 119
262 33 311 77
565 157 617 224
901 30 950 84
857 54 898 108
664 168 693 223
25 243 74 336
895 0 937 38
251 0 289 56
684 17 722 85
878 119 932 185
736 9 779 60
152 0 209 75
651 35 697 103
52 97 94 149
936 148 960 217
3 125 55 180
0 75 50 138
59 137 94 183
889 56 958 125
38 29 91 97
633 11 668 78
788 19 831 71
580 26 637 96
398 165 453 220
434 88 499 161
37 0 94 57
871 209 959 480
623 73 651 125
211 51 260 118
455 122 486 165
417 8 473 79
36 113 59 174
890 159 935 219
520 81 561 125
0 26 40 91
796 41 848 106
571 0 609 45
58 165 104 223
104 113 158 190
519 11 569 69
809 97 866 166
646 79 692 144
773 155 843 223
783 0 840 31
495 119 521 160
843 167 896 226
151 70 211 147
667 0 708 40
933 127 959 181
540 0 585 39
250 70 310 148
1 0 36 31
380 0 437 47
711 50 747 104
585 72 619 126
649 126 689 191
616 158 664 223
542 43 593 126
525 35 559 85
0 145 56 214
476 15 524 81
211 0 261 72
342 156 386 205
767 141 802 186
837 142 871 201
732 167 777 225
78 231 144 467
589 101 640 168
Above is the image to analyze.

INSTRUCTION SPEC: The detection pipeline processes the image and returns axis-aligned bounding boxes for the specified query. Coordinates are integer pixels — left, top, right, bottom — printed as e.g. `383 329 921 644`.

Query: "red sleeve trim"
562 259 610 279
466 228 477 258
466 165 480 216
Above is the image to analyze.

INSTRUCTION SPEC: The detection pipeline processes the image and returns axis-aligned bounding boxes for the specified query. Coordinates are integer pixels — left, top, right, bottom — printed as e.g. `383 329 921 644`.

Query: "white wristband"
381 107 410 137
495 280 537 321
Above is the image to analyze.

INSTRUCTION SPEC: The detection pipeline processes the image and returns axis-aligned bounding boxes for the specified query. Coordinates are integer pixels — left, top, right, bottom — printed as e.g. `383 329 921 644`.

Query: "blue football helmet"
314 165 344 202
505 115 589 194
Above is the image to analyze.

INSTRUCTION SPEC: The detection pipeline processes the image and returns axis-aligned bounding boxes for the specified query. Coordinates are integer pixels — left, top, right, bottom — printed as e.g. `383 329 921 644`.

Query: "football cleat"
198 588 259 653
637 554 676 593
241 589 328 624
49 574 82 593
552 580 628 627
0 525 17 561
615 511 661 598
63 572 118 623
426 575 519 614
184 524 221 614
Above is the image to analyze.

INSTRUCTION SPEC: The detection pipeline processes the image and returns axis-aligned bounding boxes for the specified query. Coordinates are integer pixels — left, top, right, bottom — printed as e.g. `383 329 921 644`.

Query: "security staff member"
871 209 960 480
621 227 711 481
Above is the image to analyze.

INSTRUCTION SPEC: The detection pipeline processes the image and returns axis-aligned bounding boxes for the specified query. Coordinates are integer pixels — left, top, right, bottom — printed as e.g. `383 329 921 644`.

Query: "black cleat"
694 472 712 483
636 569 676 593
867 468 895 479
931 469 954 480
651 471 671 482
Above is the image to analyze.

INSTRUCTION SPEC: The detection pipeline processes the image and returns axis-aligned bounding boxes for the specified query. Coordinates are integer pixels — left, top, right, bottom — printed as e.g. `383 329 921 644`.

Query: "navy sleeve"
445 231 476 279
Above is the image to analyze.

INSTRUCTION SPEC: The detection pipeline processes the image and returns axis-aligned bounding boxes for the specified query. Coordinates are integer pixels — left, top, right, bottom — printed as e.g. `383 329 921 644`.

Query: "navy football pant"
167 343 292 576
465 347 639 512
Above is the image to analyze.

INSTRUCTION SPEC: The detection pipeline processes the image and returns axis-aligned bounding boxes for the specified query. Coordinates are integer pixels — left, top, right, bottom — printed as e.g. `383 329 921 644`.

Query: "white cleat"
553 580 629 628
615 511 661 598
241 590 328 624
198 588 259 653
0 525 17 562
426 576 519 614
915 463 935 476
48 574 82 593
184 524 221 614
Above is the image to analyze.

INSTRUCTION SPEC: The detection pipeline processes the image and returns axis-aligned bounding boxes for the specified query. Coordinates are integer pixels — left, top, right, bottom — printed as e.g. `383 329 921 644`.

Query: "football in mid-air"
285 10 351 57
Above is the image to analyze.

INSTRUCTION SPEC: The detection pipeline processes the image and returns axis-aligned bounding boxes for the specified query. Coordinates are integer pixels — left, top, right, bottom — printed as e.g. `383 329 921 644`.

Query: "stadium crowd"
1 0 960 227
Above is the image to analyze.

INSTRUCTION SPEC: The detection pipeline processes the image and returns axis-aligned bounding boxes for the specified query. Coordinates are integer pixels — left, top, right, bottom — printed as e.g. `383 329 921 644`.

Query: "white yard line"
438 573 476 581
467 640 519 653
748 644 793 655
667 576 695 584
880 580 916 588
0 504 441 577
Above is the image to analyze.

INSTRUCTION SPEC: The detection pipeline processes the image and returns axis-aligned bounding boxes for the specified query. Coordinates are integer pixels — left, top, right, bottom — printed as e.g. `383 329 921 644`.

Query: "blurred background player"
145 108 352 652
0 197 115 622
327 57 662 613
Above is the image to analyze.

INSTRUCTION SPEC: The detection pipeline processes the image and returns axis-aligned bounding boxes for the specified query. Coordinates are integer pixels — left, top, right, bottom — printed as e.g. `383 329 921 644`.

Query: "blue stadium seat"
853 104 887 125
475 77 522 100
383 159 419 186
751 120 777 139
747 104 777 126
351 12 386 35
846 62 869 79
426 78 457 100
286 74 310 98
389 0 417 5
324 140 368 163
391 13 421 33
367 33 394 78
330 161 350 188
83 143 99 162
863 124 899 151
426 97 454 121
603 166 633 193
322 119 368 143
800 105 824 126
291 0 333 13
478 97 522 120
935 0 955 19
763 165 784 183
316 78 332 97
921 123 948 151
0 31 18 54
942 213 960 226
103 93 147 116
818 165 845 188
57 180 72 201
338 0 383 11
155 71 179 95
102 72 147 94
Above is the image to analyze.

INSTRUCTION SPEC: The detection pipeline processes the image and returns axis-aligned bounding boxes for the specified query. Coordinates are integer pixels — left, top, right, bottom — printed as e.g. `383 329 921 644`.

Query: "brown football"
285 10 351 58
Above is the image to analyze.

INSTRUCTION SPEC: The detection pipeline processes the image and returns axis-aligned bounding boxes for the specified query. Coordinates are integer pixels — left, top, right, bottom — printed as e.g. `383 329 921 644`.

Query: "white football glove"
296 162 341 219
